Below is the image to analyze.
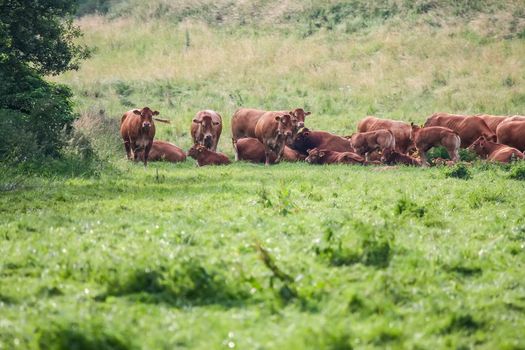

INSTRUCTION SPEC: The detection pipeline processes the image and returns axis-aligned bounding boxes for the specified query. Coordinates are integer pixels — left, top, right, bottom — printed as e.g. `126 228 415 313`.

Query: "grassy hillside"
2 1 525 349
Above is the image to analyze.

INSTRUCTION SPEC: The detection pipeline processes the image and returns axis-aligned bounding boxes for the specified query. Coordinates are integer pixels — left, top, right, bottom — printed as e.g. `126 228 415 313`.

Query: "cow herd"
119 107 525 167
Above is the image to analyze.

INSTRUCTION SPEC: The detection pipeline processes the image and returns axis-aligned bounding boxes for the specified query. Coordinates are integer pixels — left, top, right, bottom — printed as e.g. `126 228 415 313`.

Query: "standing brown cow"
468 136 524 163
476 114 509 133
291 128 354 155
187 144 231 166
232 138 304 163
424 112 496 148
231 107 311 141
496 117 525 151
120 107 160 166
138 140 186 163
411 124 460 167
349 129 395 161
357 116 414 154
254 112 295 165
191 110 222 151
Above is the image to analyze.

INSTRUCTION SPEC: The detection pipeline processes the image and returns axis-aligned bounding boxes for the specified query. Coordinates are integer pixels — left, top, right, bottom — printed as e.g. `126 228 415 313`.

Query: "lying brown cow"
496 117 525 151
357 116 414 154
254 112 295 165
468 136 524 163
382 148 421 166
305 148 365 165
349 129 395 161
120 107 160 166
291 128 354 155
231 107 310 140
233 138 304 163
138 140 186 163
411 124 460 166
424 112 496 148
191 110 222 151
187 144 231 166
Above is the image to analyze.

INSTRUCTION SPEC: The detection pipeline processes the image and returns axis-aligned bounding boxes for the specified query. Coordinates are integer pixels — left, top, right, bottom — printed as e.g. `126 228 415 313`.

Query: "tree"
0 0 90 160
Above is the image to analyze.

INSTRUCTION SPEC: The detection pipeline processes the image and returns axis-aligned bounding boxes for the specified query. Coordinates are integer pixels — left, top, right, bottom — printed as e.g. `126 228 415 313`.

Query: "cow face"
291 128 311 152
193 114 220 149
275 114 294 145
467 136 486 155
290 108 312 130
133 107 159 130
188 144 206 159
305 148 325 164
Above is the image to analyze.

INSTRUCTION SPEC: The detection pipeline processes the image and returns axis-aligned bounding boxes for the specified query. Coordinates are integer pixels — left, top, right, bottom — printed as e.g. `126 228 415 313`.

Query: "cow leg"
143 143 152 167
448 148 459 163
232 138 239 161
124 140 132 160
419 149 429 167
364 152 370 162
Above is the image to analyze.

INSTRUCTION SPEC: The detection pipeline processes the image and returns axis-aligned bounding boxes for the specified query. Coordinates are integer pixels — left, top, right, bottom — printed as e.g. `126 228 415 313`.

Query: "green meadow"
2 1 525 349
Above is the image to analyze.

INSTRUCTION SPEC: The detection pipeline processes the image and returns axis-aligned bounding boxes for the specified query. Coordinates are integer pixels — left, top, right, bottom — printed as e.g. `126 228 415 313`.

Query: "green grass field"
2 1 525 349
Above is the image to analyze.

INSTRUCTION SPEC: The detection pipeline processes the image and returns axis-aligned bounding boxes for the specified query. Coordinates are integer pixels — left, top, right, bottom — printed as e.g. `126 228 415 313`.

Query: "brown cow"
120 107 159 166
305 148 365 165
231 107 310 141
357 116 414 154
424 112 496 147
411 124 460 167
232 138 304 163
138 140 186 163
191 110 222 151
468 136 524 163
187 144 231 166
476 114 509 133
496 118 525 151
349 129 395 161
382 148 421 166
291 128 354 155
254 112 295 165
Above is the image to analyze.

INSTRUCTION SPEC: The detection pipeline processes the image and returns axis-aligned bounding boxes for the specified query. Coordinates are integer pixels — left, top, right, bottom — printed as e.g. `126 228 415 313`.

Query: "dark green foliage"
444 163 472 180
0 0 89 161
38 323 130 350
508 162 525 180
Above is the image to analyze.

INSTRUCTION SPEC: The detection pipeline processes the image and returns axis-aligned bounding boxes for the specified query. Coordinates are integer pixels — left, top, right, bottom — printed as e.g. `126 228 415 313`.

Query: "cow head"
133 107 159 131
467 136 487 156
305 148 325 164
289 108 312 130
193 115 218 149
291 128 312 153
187 144 207 159
275 113 294 145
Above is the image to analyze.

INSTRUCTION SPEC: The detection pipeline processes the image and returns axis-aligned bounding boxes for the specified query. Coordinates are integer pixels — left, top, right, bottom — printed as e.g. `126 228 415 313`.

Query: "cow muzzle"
297 122 304 129
203 135 213 148
142 122 152 129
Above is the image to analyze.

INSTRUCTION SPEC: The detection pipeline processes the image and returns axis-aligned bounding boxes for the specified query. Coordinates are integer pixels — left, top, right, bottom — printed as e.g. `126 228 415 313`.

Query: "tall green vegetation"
0 0 89 160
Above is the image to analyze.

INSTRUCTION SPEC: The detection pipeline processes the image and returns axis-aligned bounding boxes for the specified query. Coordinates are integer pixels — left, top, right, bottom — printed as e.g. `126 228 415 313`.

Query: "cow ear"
193 118 200 123
153 111 160 116
213 121 220 126
319 151 325 158
133 109 141 115
305 111 311 116
275 116 281 121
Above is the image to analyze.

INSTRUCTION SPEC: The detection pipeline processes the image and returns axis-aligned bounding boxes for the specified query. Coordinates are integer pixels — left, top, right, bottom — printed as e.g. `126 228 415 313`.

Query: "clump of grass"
508 162 525 180
394 197 426 218
444 163 472 180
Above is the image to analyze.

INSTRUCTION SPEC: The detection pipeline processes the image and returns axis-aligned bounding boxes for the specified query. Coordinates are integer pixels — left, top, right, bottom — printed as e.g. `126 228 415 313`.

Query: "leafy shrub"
444 163 472 180
508 162 525 181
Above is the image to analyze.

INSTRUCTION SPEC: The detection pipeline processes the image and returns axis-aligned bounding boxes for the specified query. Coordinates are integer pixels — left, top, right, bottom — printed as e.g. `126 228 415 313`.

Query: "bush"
444 163 472 180
508 162 525 181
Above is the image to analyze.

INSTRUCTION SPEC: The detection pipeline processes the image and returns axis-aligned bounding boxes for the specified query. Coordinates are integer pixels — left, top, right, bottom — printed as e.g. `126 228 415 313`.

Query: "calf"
424 112 496 148
357 116 414 154
468 137 524 163
496 118 525 151
349 129 395 161
411 124 460 167
305 148 365 165
254 112 295 165
120 107 159 166
187 144 231 166
231 107 310 141
191 110 222 151
382 148 421 166
291 128 354 155
138 140 186 163
233 138 304 163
